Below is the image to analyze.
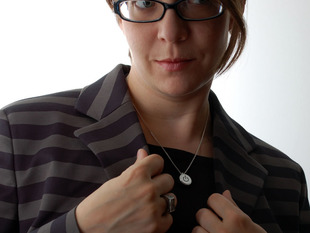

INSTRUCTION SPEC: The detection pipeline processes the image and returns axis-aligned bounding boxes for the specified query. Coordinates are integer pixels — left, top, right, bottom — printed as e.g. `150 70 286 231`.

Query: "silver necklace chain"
134 104 209 185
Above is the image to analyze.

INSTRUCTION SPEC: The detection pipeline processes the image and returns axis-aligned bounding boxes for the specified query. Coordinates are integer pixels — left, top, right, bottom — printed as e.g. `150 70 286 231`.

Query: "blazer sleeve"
0 110 81 233
299 169 310 232
0 110 19 232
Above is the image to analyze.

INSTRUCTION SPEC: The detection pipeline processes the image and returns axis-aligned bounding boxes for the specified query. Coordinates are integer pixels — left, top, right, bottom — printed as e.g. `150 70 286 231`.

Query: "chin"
160 76 212 97
157 84 208 99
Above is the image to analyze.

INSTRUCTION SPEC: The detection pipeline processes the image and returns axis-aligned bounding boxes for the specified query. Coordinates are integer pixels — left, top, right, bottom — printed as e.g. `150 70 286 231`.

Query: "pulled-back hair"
106 0 247 75
217 0 247 74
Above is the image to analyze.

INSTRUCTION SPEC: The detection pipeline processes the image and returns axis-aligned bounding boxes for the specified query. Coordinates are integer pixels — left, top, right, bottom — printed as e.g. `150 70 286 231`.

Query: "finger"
122 152 164 188
196 208 222 232
135 149 164 177
152 173 174 194
136 148 148 161
207 193 235 219
192 225 210 233
222 190 238 207
158 212 173 232
136 153 165 177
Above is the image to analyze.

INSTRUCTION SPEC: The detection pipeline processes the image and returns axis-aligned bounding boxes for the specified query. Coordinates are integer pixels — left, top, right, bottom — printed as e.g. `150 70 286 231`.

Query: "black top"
148 145 216 233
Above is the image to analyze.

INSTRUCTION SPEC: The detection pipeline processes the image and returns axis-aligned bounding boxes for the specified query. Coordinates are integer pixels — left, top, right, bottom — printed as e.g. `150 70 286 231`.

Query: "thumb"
136 148 148 162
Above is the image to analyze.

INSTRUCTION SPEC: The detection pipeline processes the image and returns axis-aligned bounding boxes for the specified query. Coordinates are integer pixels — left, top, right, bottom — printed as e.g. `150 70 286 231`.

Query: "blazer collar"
74 64 147 179
74 64 268 215
209 93 268 215
75 64 131 121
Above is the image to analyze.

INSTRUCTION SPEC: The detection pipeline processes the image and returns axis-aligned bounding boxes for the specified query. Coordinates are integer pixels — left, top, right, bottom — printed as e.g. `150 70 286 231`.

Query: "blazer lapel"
210 92 268 215
74 64 148 179
73 64 268 217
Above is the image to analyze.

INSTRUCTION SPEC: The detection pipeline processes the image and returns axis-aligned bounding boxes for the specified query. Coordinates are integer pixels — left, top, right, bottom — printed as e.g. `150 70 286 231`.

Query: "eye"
135 0 155 9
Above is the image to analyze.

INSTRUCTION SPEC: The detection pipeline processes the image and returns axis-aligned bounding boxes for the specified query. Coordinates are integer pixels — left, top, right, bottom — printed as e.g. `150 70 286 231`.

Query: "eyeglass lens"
118 0 223 22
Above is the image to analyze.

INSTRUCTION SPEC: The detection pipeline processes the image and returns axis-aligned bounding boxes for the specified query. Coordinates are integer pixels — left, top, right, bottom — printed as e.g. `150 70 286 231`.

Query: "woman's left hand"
192 190 267 233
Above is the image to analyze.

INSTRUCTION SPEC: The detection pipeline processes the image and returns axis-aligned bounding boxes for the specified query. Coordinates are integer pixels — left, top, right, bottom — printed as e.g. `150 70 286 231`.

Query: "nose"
157 9 189 43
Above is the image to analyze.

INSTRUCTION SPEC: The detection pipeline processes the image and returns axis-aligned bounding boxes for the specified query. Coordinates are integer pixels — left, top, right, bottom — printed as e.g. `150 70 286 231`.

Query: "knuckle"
133 182 158 202
151 153 164 163
227 209 239 222
192 226 202 233
143 182 157 195
161 173 175 189
134 164 149 177
145 221 159 233
142 204 158 219
153 155 165 170
151 153 165 168
195 208 209 223
218 229 229 233
120 165 150 188
140 207 163 232
195 208 205 218
227 210 252 229
207 192 220 204
127 164 148 181
166 173 175 185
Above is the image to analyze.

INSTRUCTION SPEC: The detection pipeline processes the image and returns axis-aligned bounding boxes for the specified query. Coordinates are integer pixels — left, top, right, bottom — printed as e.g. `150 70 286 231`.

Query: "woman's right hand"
76 149 175 233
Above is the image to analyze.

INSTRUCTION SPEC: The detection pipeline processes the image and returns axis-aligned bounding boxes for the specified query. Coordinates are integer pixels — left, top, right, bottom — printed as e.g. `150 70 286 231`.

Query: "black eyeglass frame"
113 0 225 23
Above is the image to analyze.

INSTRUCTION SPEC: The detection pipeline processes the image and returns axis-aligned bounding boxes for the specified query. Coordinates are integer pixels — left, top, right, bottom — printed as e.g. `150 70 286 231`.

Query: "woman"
0 0 309 232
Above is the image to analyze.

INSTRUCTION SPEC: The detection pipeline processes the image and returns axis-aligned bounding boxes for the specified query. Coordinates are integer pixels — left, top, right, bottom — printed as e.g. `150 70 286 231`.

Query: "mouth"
155 58 194 72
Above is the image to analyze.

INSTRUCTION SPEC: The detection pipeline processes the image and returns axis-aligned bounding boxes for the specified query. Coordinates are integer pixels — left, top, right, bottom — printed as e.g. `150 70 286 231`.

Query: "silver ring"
161 194 176 214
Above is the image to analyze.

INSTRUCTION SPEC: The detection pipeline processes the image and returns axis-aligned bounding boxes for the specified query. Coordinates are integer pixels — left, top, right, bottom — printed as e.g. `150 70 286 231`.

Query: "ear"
114 13 125 33
117 17 124 31
108 0 124 31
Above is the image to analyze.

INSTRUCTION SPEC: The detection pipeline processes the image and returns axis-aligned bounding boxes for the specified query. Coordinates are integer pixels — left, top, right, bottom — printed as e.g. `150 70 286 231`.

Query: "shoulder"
1 89 81 113
248 133 301 172
2 89 81 114
236 125 306 197
0 89 90 128
210 91 303 175
250 135 304 180
227 112 304 179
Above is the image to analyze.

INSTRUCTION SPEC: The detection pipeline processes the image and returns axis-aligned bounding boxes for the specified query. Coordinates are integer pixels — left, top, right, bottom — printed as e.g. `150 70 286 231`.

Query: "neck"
127 72 213 155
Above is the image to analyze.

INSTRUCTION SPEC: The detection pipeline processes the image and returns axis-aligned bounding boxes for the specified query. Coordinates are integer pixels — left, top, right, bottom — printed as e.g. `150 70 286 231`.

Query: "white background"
1 0 310 182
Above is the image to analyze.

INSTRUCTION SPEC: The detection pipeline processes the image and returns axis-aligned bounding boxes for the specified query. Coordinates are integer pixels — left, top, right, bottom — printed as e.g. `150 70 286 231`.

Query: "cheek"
197 16 230 58
122 23 154 59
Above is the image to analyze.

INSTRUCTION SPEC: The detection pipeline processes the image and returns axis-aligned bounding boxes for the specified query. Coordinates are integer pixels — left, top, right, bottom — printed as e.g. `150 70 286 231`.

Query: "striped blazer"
0 64 309 233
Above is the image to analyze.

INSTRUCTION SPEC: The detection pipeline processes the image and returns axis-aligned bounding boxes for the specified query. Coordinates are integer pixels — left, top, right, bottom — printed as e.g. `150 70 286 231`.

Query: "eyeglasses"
113 0 224 23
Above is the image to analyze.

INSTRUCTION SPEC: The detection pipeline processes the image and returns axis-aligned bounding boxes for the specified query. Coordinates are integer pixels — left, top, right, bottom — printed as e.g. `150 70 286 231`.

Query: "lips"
155 58 194 72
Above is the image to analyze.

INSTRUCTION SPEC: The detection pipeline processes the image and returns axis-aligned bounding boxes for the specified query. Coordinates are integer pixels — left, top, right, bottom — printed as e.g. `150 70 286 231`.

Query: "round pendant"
179 173 192 185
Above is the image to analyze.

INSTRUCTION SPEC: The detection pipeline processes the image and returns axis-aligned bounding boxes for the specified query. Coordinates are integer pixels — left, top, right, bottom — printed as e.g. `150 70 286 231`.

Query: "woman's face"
119 2 232 99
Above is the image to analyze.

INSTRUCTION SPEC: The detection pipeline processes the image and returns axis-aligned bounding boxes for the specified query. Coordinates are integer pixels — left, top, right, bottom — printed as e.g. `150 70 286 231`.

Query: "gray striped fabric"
0 64 309 233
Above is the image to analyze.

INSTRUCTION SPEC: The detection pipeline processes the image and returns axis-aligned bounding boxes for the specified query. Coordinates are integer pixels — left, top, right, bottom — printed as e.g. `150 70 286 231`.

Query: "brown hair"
106 0 247 75
106 0 113 8
217 0 247 75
